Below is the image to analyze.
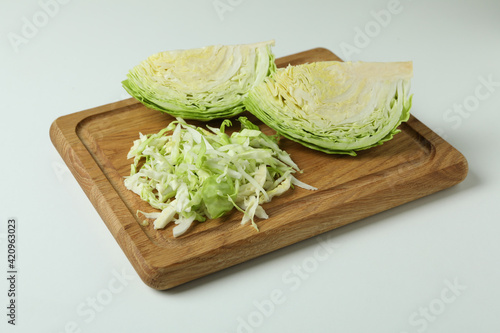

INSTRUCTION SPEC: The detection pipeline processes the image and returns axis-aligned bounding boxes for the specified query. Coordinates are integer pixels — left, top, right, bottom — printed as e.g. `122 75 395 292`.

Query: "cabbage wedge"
122 40 276 121
244 61 413 155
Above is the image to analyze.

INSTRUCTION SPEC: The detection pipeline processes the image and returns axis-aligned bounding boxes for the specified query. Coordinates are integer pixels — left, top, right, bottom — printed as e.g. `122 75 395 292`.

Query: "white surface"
1 0 499 332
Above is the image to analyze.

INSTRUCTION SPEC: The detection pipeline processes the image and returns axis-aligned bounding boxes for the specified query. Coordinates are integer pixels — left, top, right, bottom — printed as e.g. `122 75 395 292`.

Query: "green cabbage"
124 117 315 237
122 40 276 121
244 61 413 156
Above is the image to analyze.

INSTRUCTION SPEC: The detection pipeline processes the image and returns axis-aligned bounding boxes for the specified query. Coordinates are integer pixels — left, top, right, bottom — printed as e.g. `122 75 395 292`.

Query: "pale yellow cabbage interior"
267 61 413 127
144 41 273 94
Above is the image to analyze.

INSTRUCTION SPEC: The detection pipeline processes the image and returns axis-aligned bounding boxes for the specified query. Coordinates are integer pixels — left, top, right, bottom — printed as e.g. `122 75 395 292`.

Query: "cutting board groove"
50 48 468 289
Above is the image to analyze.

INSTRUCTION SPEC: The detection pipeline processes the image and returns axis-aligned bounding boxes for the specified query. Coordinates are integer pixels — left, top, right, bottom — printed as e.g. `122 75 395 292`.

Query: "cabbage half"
122 40 276 121
244 61 413 155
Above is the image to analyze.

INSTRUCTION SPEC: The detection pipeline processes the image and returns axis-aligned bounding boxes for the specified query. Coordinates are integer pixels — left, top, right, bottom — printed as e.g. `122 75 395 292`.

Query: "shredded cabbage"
124 117 316 237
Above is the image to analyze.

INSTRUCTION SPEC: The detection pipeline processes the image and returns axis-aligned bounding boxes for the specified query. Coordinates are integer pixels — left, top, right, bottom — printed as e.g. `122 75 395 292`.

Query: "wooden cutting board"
50 48 468 290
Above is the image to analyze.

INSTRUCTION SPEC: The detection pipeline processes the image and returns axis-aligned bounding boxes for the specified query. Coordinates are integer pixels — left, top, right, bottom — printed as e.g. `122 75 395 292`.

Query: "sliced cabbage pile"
122 40 276 121
124 117 315 237
244 61 413 156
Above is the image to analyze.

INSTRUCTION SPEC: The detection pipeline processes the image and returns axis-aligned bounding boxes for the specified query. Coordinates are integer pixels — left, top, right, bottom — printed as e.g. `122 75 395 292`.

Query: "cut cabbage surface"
122 40 276 121
124 117 315 238
244 61 413 155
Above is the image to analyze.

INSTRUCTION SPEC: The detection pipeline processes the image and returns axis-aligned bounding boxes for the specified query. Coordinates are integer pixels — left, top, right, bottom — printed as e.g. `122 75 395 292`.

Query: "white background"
1 0 499 332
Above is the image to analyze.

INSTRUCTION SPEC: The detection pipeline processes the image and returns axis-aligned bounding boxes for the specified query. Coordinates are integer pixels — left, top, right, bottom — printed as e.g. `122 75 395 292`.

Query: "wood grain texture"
49 48 468 290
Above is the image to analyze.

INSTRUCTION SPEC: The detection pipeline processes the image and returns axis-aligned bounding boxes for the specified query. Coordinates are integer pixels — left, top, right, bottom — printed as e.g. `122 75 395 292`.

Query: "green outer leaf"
201 175 237 219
